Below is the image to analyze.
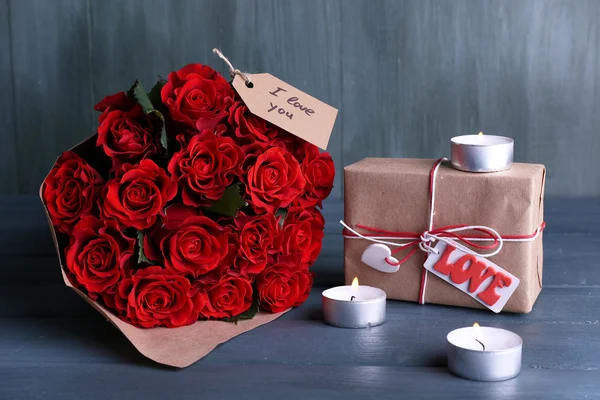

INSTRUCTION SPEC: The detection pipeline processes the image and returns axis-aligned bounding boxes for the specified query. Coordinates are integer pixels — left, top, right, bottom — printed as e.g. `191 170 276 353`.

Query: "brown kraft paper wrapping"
344 158 546 313
40 137 286 368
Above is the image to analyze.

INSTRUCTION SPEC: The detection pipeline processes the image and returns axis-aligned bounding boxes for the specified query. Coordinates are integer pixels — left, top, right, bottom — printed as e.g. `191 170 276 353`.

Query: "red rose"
295 142 335 208
143 204 202 263
100 159 176 230
161 215 229 277
176 123 228 148
97 103 160 169
271 130 297 154
117 266 197 328
194 277 253 319
161 64 234 131
187 227 241 286
113 278 132 317
235 213 281 276
246 147 306 214
100 283 122 313
94 91 135 120
228 101 280 144
42 151 104 233
65 216 135 294
168 130 244 206
241 141 269 172
256 259 313 313
281 206 325 267
220 227 241 273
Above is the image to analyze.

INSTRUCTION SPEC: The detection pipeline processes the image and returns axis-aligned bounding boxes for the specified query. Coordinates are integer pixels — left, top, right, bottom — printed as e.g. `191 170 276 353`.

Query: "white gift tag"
361 243 400 273
423 240 519 313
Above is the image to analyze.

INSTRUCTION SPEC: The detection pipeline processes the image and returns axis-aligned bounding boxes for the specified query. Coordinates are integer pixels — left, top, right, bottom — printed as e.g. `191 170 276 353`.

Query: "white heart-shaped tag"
361 243 400 273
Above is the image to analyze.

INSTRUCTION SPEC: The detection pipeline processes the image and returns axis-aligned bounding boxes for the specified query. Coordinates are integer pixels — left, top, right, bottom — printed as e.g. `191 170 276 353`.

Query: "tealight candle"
446 323 523 381
451 132 514 172
322 278 386 328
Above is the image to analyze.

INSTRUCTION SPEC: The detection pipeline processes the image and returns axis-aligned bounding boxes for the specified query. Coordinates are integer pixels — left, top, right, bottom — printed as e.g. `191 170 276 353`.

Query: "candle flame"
351 277 359 289
473 322 484 341
478 132 484 136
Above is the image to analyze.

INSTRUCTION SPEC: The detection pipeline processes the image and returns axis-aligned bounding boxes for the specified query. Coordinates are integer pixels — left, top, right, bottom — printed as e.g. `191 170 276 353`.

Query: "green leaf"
148 79 167 110
136 230 152 264
275 208 288 229
159 124 168 151
128 79 168 152
203 183 248 217
129 80 155 114
222 300 259 324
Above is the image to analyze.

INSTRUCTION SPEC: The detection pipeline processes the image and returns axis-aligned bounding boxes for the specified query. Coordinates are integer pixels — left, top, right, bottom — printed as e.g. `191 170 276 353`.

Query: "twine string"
212 48 252 85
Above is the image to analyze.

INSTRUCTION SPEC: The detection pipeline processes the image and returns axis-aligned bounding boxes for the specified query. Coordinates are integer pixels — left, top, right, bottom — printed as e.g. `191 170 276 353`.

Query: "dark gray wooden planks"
89 0 234 97
0 364 598 400
340 0 600 196
8 0 95 194
0 195 599 396
2 285 600 370
4 0 600 195
0 0 18 194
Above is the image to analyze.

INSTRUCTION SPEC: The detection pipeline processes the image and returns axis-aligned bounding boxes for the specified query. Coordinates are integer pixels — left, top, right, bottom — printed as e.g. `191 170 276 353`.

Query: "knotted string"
212 48 252 85
341 157 546 305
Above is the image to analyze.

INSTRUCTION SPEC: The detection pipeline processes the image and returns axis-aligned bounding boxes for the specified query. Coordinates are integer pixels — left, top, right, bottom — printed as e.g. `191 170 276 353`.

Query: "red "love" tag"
423 240 519 313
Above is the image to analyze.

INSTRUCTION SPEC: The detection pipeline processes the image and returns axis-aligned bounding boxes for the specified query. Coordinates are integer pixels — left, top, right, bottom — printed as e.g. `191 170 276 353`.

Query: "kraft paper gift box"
343 158 546 313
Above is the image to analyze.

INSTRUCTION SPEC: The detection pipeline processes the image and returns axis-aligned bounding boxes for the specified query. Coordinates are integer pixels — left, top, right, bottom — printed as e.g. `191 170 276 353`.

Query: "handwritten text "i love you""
267 87 315 120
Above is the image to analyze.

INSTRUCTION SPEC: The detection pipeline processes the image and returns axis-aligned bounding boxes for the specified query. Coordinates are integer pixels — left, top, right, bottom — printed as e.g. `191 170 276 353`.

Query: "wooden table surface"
1 196 599 399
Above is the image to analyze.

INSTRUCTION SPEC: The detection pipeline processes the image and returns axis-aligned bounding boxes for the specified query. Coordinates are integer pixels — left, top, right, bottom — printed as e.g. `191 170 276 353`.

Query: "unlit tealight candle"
446 323 523 381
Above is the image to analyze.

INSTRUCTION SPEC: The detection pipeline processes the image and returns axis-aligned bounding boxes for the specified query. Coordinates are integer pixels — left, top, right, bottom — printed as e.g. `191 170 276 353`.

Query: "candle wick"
475 339 486 351
350 296 356 301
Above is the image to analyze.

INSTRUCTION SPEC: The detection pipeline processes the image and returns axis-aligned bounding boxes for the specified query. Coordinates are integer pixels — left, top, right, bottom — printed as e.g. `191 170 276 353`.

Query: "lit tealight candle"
322 277 386 328
451 132 514 172
446 323 523 381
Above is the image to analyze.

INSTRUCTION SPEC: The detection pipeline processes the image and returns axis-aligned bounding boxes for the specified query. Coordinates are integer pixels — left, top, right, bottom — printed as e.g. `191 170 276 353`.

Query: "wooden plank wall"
1 0 598 196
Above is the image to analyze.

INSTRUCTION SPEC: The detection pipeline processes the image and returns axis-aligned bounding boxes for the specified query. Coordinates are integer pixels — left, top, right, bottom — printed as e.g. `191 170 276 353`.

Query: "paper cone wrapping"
40 137 286 368
344 158 546 313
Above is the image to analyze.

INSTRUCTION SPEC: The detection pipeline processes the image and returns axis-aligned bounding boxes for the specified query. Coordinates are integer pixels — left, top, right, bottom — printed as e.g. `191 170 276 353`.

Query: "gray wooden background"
1 0 599 196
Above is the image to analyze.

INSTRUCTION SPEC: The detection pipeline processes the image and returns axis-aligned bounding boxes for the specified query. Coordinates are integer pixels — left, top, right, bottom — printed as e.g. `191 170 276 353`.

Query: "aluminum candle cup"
446 325 523 382
322 282 386 329
451 134 514 172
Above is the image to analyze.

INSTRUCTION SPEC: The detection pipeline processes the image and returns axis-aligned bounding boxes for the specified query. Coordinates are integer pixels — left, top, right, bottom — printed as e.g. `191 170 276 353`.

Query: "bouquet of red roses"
41 63 334 329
